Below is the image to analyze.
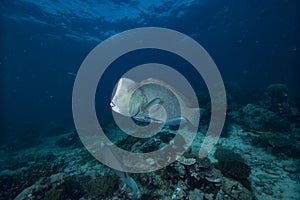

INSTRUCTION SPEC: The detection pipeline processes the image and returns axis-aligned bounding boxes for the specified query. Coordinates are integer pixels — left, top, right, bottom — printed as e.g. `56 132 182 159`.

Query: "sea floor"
0 122 299 200
1 85 300 199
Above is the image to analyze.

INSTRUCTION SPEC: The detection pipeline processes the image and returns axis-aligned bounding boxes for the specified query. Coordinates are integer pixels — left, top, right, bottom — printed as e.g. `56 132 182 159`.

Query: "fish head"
110 78 146 117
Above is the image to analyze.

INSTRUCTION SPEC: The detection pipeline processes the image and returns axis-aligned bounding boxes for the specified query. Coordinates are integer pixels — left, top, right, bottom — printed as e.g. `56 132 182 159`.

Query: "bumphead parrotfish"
110 78 201 127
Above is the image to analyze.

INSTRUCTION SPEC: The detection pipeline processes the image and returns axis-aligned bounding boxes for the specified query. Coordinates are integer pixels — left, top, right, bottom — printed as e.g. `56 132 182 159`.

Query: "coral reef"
2 82 300 200
229 83 299 132
163 155 225 199
83 175 119 198
14 173 85 200
214 147 251 190
230 103 290 131
265 83 288 104
55 130 82 148
176 155 196 166
251 131 300 159
214 147 244 162
222 177 254 200
0 153 66 199
227 83 300 160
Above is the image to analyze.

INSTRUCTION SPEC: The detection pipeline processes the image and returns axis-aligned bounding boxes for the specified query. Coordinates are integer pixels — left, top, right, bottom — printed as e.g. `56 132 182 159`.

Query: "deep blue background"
0 0 299 144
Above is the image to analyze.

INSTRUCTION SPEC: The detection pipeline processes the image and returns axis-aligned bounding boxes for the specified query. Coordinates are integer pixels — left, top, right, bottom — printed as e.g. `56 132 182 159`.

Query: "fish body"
111 78 200 127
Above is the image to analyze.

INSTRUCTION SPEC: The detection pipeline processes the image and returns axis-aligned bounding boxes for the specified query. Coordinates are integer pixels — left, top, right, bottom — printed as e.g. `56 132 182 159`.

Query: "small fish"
67 72 77 76
101 143 139 198
110 78 201 127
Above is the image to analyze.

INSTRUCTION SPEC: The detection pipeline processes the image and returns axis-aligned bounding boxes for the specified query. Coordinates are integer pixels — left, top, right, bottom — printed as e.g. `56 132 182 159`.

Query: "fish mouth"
110 101 115 107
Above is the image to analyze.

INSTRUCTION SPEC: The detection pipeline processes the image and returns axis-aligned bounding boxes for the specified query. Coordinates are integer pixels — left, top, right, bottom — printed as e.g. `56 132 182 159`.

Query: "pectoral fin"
142 98 161 112
166 117 187 126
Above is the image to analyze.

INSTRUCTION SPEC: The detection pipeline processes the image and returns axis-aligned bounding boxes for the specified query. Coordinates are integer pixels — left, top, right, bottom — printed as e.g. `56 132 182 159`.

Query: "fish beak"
110 101 115 107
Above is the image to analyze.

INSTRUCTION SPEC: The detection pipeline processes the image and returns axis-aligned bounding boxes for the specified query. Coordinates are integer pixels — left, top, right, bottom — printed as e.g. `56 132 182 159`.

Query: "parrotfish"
110 78 201 127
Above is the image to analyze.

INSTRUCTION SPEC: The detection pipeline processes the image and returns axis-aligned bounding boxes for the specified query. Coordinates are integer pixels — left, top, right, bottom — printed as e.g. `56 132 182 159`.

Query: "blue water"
0 1 298 143
1 0 299 146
